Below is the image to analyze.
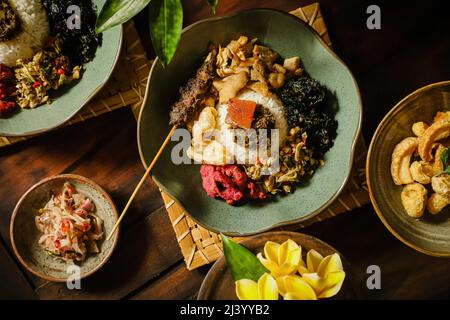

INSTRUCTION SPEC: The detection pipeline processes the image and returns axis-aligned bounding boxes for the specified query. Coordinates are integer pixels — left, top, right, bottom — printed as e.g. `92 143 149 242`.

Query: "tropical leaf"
221 234 268 282
96 0 152 34
149 0 183 67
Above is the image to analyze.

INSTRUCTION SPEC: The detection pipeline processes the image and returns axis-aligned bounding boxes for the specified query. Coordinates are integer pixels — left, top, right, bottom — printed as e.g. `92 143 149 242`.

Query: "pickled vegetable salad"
15 36 81 109
35 182 103 263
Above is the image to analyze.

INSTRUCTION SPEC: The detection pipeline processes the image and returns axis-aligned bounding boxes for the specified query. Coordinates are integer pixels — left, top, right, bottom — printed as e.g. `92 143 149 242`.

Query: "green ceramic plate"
138 9 362 235
0 0 122 136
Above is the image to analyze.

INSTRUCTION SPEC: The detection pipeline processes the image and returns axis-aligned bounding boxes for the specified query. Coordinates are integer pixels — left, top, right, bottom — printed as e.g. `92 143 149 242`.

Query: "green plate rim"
137 8 363 236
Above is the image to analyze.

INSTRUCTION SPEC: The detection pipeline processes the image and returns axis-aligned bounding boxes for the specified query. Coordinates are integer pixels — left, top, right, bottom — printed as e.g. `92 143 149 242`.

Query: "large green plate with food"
138 9 362 235
0 0 122 136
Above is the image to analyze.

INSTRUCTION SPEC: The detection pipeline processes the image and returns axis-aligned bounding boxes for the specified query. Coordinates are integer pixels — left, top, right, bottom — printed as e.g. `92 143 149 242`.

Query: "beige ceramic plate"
198 231 361 300
367 81 450 257
10 174 119 282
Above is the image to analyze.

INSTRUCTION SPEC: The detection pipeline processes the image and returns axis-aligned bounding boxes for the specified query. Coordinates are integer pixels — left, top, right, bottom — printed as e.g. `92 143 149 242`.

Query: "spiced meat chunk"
169 46 218 127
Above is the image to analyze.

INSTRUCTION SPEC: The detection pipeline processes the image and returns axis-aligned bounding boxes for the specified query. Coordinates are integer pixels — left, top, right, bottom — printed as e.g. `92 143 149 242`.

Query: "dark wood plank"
130 263 207 300
316 0 450 79
59 109 164 228
137 0 450 79
35 207 182 300
357 28 450 137
0 239 37 299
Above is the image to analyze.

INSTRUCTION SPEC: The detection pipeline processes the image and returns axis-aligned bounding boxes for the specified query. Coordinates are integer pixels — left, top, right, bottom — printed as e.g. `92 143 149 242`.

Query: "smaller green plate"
0 0 122 136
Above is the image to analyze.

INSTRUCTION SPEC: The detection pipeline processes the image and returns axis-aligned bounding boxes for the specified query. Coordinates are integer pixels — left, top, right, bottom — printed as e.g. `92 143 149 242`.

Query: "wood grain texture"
130 263 207 300
0 240 37 300
0 0 449 300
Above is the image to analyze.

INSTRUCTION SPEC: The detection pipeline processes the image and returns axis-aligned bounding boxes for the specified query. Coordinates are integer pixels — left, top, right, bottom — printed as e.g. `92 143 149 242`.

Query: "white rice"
217 89 288 165
0 0 49 67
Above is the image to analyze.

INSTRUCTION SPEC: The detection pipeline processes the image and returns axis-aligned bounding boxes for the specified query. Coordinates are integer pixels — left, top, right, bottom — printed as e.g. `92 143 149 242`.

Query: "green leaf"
149 0 183 67
96 0 152 34
205 0 218 13
221 234 269 282
441 148 450 174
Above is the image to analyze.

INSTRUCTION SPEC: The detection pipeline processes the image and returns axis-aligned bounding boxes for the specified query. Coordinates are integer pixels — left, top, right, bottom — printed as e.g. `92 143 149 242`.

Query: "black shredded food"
40 0 102 65
252 105 276 130
0 0 21 42
280 76 338 159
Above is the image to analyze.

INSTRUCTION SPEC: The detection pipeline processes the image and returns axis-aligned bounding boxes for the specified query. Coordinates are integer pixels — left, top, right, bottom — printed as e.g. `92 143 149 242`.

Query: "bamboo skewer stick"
107 125 177 241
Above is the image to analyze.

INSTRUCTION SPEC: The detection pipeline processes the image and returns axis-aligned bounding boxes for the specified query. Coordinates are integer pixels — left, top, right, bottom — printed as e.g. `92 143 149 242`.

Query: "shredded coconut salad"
35 182 103 263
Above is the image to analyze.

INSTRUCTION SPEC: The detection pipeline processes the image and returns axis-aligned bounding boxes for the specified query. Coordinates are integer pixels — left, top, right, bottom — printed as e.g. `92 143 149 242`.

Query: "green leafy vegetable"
149 0 183 67
441 148 450 174
206 0 218 13
221 234 268 282
96 0 152 34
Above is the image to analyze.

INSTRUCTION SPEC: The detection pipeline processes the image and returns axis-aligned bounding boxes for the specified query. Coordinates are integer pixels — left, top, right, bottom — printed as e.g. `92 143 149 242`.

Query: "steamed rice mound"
0 0 49 67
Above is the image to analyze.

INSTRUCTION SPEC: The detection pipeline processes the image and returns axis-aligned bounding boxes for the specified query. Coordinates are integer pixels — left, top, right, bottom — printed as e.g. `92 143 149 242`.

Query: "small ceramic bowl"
367 81 450 257
10 174 119 282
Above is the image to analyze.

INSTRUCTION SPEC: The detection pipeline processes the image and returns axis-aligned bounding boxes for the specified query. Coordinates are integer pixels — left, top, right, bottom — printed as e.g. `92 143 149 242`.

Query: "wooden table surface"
1 0 450 300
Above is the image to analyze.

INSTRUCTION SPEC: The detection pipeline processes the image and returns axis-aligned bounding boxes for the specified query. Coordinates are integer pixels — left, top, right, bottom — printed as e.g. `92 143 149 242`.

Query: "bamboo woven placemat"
0 21 152 147
155 3 370 270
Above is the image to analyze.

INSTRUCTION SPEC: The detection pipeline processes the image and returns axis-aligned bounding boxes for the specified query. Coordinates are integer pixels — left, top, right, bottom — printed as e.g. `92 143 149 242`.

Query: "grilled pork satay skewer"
107 48 218 241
